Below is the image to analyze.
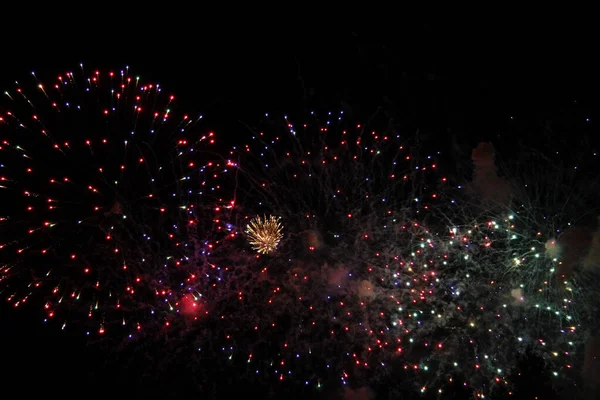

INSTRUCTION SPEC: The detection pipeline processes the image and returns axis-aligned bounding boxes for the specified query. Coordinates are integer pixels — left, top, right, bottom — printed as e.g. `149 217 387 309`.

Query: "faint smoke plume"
470 142 512 207
343 386 375 400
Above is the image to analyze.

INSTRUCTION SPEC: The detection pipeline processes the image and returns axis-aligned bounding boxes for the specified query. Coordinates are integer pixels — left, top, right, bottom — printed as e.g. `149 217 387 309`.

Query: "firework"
2 69 596 398
182 110 592 398
246 215 283 254
0 66 230 337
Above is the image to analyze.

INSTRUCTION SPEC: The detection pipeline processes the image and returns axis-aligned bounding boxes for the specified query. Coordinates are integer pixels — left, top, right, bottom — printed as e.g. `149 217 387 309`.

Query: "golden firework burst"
246 215 283 254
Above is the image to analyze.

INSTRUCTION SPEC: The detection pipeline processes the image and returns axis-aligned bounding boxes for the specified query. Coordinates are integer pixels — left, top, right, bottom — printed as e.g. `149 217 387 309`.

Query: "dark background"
2 22 595 144
0 20 597 398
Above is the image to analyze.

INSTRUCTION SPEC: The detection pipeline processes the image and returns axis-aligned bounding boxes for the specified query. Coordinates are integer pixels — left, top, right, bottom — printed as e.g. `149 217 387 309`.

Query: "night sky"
0 21 597 398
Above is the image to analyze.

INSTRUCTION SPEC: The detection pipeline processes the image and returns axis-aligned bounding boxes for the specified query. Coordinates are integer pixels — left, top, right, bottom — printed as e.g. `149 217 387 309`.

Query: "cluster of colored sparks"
0 67 590 398
207 111 584 397
0 66 236 338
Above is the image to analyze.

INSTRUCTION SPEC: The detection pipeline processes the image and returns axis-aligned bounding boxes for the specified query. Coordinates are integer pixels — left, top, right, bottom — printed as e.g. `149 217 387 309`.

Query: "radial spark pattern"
0 66 228 337
246 215 283 254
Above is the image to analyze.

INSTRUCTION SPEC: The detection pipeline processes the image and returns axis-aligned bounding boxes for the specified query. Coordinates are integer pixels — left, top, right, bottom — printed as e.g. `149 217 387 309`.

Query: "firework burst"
246 215 283 254
0 65 230 337
192 110 594 398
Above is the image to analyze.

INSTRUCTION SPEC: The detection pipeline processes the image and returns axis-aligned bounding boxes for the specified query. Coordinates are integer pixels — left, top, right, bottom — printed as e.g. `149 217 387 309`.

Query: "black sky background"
2 22 595 140
0 21 597 397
